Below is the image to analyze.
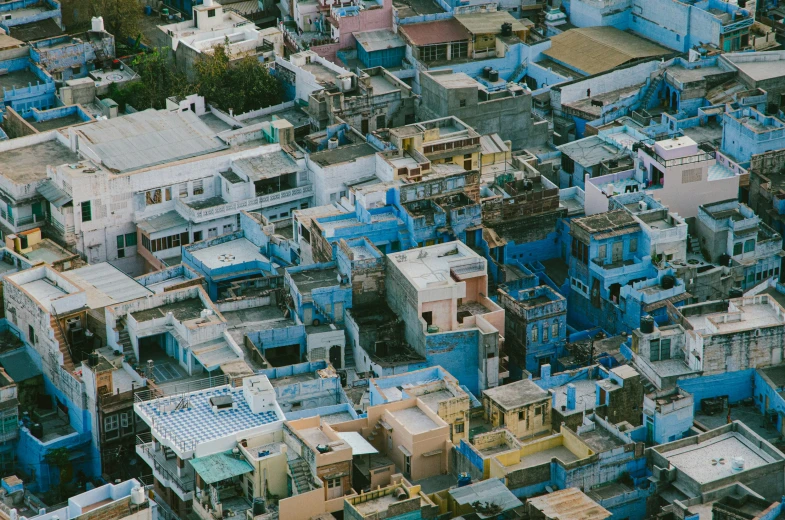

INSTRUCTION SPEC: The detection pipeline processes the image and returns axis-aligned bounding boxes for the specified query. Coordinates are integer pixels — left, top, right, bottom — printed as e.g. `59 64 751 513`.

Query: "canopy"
190 451 254 484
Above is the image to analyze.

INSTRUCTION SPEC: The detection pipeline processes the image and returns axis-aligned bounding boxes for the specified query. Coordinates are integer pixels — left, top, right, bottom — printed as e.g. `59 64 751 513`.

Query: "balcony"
136 434 195 501
175 185 313 223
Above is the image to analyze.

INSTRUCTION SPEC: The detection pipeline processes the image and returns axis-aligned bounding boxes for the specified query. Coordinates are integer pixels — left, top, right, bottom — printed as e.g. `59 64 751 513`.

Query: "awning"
37 180 72 209
192 338 242 372
422 449 443 457
190 451 254 484
398 445 412 457
337 432 378 456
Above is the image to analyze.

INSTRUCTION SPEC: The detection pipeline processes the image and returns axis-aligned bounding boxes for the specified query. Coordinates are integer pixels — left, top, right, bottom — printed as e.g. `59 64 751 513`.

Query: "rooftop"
683 295 785 335
573 210 638 235
76 109 225 173
398 18 469 46
131 297 207 322
135 383 283 450
0 139 79 185
289 265 343 295
483 379 549 410
232 150 300 181
543 26 670 75
354 29 405 52
388 241 483 291
0 68 41 95
526 487 611 519
448 479 521 519
454 11 532 35
64 263 153 309
189 238 270 271
392 0 446 19
557 136 624 168
389 406 439 434
664 430 777 484
553 379 598 414
310 142 377 167
723 51 785 82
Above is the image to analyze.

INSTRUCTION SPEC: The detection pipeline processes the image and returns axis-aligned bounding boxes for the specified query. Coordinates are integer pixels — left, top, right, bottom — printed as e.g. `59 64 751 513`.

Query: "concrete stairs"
50 316 75 372
118 327 135 363
288 457 314 494
688 235 700 254
510 60 528 84
343 346 355 371
367 418 384 442
639 70 665 110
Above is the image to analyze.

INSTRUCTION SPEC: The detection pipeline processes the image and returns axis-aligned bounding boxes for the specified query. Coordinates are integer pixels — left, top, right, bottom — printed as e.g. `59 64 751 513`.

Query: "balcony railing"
136 434 194 497
175 185 313 223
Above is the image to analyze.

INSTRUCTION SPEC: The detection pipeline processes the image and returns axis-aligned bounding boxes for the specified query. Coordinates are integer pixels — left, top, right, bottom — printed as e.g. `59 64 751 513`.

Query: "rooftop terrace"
0 139 78 184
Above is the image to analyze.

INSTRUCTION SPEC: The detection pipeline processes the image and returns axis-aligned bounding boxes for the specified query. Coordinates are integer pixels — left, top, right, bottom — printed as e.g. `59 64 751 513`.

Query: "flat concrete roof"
685 296 785 334
20 278 70 312
190 238 269 271
483 379 548 410
0 139 79 185
390 406 439 434
665 431 776 484
65 263 153 309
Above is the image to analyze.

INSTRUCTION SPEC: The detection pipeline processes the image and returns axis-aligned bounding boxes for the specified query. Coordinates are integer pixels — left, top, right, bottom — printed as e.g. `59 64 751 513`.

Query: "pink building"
306 0 393 62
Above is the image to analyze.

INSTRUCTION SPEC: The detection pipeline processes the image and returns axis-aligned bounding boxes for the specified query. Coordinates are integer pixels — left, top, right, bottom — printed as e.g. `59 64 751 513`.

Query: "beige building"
482 379 551 440
332 398 452 483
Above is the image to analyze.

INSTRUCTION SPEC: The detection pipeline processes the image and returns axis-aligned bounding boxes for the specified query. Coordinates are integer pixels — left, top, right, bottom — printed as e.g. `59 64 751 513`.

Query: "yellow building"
482 379 551 440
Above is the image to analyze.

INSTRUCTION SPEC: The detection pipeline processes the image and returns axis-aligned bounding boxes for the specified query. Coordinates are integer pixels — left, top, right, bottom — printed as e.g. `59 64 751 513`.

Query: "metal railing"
134 374 232 402
136 434 194 496
175 185 313 223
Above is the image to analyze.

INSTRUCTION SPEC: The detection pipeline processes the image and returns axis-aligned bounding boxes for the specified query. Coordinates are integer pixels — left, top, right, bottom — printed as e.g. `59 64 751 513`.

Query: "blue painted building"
641 387 694 444
0 58 56 116
722 107 785 166
257 361 353 417
30 30 115 83
354 29 406 69
285 261 352 327
182 211 286 301
567 0 754 53
497 280 567 377
0 0 63 37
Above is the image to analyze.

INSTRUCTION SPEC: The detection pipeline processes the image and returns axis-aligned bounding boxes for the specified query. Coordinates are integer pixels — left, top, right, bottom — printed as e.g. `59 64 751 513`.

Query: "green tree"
89 0 141 43
194 44 283 114
44 447 72 502
117 48 190 110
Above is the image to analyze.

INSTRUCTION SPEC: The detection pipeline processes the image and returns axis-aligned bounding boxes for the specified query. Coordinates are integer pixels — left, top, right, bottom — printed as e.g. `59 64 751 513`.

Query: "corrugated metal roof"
526 487 611 520
77 110 226 173
0 349 41 382
64 263 153 309
399 18 470 46
190 451 254 484
543 26 670 76
355 29 405 52
449 479 521 519
37 180 72 209
232 150 300 181
455 11 532 35
337 432 378 455
137 211 189 235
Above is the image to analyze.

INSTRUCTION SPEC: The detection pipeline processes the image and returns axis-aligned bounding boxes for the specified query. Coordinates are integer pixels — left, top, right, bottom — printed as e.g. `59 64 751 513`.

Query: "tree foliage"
193 44 284 114
111 48 189 111
44 447 72 502
89 0 141 43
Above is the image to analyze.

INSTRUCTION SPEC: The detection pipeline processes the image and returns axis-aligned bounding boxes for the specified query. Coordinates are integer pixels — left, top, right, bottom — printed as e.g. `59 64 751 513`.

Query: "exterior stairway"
50 316 75 372
118 327 135 363
288 457 315 494
639 70 665 110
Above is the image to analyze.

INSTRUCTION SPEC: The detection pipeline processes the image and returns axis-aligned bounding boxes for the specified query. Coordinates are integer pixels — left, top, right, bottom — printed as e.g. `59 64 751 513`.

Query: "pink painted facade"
313 0 392 61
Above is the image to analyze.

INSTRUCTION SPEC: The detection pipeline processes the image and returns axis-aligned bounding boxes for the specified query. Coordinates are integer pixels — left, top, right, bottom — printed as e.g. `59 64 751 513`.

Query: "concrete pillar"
566 383 576 411
540 364 551 379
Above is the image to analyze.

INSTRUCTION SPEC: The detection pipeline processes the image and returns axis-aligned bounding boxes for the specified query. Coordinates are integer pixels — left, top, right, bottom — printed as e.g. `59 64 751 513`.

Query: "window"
120 412 130 428
165 187 172 201
454 422 464 434
561 155 575 174
28 325 35 345
649 338 671 361
598 245 606 261
179 183 188 198
459 99 466 107
518 410 525 421
193 179 204 195
142 232 189 253
404 455 411 475
208 227 218 238
744 239 755 253
733 242 743 255
552 321 559 337
208 8 216 16
104 414 119 434
534 405 542 416
81 201 92 222
145 189 162 205
223 224 233 234
543 325 549 342
572 238 589 265
630 238 637 253
116 232 137 258
531 326 538 343
376 114 385 128
194 231 203 242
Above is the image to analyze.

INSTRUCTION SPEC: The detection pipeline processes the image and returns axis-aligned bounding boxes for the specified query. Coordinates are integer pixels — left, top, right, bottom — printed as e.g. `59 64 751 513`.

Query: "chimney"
566 383 576 411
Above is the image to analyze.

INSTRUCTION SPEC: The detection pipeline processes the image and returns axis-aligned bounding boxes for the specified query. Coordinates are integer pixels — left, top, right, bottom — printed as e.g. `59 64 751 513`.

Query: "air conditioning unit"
2 14 11 20
66 317 81 330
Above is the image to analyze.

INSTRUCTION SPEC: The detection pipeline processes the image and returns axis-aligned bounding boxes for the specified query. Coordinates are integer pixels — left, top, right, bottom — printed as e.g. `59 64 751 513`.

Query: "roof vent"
210 395 235 413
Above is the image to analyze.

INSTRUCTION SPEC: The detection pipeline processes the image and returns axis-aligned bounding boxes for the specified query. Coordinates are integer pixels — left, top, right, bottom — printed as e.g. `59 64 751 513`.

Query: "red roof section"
399 18 470 46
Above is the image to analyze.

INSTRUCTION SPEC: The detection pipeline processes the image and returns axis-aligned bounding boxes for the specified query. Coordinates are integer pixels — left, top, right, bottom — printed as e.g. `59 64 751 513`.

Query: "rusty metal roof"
399 18 470 46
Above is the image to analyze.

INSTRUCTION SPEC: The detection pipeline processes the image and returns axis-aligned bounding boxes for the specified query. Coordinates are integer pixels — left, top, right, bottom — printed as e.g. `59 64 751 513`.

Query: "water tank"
483 66 492 79
88 351 99 367
661 274 676 290
457 473 472 487
131 486 145 505
91 16 104 32
30 423 43 439
427 325 439 333
252 498 266 516
638 200 647 212
500 22 512 36
731 457 745 471
729 287 743 298
489 70 499 82
341 76 352 91
328 137 339 150
640 315 655 334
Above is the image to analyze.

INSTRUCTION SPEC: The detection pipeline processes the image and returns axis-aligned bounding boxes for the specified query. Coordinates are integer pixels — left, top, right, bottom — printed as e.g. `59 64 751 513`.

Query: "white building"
161 0 284 80
40 107 312 274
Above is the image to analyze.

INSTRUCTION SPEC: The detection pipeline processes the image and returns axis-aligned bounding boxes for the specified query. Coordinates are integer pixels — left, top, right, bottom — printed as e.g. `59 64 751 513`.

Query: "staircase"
510 59 528 84
50 316 75 372
367 418 384 442
343 346 355 370
162 446 177 461
288 457 314 494
688 235 700 254
118 327 135 362
639 70 665 110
